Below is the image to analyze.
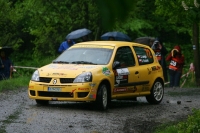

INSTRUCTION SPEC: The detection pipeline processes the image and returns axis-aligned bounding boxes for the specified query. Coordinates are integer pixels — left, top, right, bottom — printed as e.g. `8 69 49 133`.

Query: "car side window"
114 46 135 67
133 46 154 65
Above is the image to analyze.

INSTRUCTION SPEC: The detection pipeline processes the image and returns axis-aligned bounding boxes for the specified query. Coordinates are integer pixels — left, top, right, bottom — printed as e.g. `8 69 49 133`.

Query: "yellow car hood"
38 63 100 78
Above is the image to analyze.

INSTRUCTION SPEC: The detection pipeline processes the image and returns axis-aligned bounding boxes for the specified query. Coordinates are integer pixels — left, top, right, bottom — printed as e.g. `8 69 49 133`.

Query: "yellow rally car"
28 41 164 110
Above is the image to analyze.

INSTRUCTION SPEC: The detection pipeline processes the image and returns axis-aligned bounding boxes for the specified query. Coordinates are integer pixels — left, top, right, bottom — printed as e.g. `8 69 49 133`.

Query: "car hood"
38 63 101 78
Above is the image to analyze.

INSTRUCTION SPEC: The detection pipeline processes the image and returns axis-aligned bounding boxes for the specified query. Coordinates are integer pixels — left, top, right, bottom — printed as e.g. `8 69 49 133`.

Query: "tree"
155 0 200 86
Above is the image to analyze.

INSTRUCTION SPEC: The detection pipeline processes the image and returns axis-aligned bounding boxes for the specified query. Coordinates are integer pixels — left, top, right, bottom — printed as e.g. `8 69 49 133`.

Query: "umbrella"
134 37 155 47
66 28 91 40
101 31 132 41
0 46 13 56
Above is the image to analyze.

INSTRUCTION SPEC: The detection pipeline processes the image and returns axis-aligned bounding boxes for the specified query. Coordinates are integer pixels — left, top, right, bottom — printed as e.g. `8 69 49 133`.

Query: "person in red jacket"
166 45 185 88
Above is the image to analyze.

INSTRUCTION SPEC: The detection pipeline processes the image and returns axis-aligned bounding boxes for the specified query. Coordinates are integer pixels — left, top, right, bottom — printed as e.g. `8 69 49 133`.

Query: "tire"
96 84 108 110
146 80 164 104
35 100 49 105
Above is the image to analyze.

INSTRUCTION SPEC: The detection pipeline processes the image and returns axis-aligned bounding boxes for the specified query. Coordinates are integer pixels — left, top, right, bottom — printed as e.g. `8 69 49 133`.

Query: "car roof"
74 41 150 48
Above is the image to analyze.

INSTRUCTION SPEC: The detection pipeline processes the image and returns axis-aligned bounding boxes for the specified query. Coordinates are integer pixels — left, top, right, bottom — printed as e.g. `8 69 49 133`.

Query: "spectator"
81 35 90 42
151 40 168 82
58 39 75 53
166 45 185 89
0 51 13 80
109 36 115 41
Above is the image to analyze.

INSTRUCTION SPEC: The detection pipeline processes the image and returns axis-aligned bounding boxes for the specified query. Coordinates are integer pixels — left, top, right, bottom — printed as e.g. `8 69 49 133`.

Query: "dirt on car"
0 87 200 133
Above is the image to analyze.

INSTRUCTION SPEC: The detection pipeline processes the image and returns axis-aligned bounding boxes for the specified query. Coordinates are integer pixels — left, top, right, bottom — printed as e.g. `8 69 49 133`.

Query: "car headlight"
73 72 92 83
31 70 40 81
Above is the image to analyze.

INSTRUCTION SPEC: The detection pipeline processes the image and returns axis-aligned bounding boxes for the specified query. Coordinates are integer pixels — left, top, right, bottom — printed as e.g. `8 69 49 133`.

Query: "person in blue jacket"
0 50 13 80
58 39 75 53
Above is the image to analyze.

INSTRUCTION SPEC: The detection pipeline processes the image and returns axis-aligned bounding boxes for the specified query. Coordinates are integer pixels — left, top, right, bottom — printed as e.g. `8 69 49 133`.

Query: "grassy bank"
154 109 200 133
0 75 30 92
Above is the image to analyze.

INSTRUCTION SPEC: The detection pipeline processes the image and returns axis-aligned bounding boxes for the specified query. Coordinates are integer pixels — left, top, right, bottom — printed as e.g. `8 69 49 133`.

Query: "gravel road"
0 87 200 133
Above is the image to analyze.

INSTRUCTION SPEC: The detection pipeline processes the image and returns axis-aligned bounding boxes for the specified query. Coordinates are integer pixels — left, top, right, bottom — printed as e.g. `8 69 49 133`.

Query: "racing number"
170 60 177 66
144 48 152 58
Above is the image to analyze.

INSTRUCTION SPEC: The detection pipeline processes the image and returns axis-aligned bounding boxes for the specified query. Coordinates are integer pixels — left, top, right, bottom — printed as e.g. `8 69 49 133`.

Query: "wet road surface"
0 87 200 133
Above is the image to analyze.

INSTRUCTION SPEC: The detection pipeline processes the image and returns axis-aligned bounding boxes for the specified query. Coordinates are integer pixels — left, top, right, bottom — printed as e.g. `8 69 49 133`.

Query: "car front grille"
39 77 75 84
60 78 74 83
39 77 51 83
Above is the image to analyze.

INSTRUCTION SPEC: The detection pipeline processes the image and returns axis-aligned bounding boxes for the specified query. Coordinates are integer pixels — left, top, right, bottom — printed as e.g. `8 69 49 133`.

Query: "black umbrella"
134 37 155 47
66 28 91 40
101 31 131 41
0 46 13 56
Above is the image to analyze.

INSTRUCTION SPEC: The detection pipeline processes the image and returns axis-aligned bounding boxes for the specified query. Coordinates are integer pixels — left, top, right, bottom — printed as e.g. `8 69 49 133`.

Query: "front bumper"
28 81 97 102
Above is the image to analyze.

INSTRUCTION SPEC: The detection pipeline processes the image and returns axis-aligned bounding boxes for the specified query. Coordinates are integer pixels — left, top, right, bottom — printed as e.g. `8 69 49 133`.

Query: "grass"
154 109 200 133
0 75 30 92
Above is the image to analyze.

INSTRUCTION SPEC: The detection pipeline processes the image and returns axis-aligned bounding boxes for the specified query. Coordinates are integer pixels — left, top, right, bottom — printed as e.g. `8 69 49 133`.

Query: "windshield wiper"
71 61 97 65
52 61 70 64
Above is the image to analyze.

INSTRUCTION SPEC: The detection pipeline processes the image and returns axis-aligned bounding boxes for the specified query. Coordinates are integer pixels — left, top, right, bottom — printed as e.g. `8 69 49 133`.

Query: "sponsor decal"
115 75 128 85
157 66 161 69
142 59 149 62
78 88 89 91
89 83 96 87
127 86 137 92
139 59 143 62
29 86 34 89
151 66 157 71
147 68 152 74
70 89 76 96
116 68 130 75
116 75 123 79
79 66 97 69
151 66 161 71
48 64 78 70
113 88 127 92
114 86 137 93
89 94 96 99
142 85 150 91
137 55 147 59
102 67 111 76
52 73 66 76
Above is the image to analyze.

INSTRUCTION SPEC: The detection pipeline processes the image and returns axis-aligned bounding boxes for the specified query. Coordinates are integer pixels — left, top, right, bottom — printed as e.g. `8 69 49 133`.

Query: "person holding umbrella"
101 31 131 42
0 50 13 80
66 28 92 42
58 39 75 53
108 36 115 41
151 39 168 82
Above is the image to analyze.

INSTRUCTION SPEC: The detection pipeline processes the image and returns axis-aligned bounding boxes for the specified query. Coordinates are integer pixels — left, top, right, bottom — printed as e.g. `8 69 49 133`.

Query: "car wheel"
146 79 164 104
96 84 108 110
35 100 49 105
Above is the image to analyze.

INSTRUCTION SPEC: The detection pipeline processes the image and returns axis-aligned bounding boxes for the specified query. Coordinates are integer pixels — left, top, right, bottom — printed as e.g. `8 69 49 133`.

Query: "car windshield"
54 47 113 65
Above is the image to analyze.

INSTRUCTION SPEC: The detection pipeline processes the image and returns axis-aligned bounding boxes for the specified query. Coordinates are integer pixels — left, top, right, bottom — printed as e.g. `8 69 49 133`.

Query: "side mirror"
113 61 121 70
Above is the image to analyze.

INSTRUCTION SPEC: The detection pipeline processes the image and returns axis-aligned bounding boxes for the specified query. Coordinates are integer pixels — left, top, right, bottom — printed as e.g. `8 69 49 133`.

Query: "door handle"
135 71 139 74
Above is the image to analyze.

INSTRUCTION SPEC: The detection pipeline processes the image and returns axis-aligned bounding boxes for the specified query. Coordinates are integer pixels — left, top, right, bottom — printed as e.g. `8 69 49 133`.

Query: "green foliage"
154 109 200 133
11 52 57 77
95 0 137 30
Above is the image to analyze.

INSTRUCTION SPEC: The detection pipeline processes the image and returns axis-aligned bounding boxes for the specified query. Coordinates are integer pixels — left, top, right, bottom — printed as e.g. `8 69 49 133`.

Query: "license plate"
48 87 61 92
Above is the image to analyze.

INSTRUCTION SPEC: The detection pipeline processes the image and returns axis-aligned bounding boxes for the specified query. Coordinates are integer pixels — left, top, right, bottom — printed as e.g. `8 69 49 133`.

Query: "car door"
112 46 141 96
132 46 154 93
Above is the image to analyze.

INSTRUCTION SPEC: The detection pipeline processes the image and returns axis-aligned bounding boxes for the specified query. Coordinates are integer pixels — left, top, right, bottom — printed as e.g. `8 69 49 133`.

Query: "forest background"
0 0 199 85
